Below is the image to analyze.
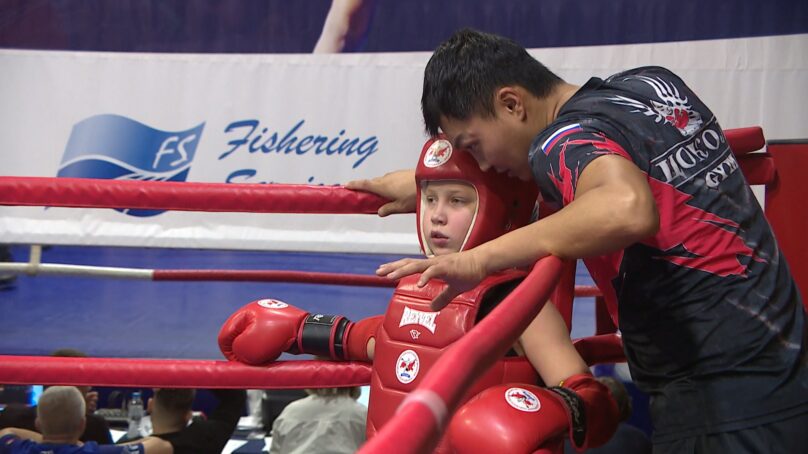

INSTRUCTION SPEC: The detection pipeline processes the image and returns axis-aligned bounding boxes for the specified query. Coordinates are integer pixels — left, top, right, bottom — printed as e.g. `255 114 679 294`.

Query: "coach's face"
439 87 536 182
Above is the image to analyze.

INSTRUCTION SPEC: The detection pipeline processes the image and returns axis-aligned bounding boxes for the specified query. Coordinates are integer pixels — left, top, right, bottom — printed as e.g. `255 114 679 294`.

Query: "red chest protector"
366 270 540 450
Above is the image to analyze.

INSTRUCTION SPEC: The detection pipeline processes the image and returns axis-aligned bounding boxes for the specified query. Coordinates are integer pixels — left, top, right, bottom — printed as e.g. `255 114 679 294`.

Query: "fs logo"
57 114 205 217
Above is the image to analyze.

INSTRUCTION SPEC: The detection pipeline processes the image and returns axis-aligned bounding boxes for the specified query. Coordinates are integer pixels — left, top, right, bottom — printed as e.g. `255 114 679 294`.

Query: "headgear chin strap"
415 136 538 257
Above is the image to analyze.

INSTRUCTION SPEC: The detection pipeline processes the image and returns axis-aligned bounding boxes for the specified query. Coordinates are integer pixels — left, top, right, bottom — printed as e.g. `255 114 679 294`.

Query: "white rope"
0 262 153 279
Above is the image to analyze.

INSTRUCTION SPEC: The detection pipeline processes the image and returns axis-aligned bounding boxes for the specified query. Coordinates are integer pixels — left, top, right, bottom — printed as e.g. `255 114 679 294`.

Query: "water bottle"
127 391 144 439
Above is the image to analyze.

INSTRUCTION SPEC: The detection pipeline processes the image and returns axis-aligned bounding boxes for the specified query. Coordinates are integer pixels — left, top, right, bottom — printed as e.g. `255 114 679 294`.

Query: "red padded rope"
0 177 387 214
724 126 765 156
153 269 397 287
0 128 761 213
359 256 563 454
0 356 371 389
573 334 626 365
574 285 601 297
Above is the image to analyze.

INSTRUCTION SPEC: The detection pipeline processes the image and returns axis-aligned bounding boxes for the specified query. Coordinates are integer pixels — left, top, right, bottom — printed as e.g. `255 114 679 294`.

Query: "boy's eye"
425 196 436 203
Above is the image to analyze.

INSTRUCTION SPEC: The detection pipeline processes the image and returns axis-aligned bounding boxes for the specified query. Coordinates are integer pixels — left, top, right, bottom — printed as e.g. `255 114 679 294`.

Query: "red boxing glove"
218 299 310 365
218 298 381 365
448 375 618 453
345 315 384 362
560 373 620 449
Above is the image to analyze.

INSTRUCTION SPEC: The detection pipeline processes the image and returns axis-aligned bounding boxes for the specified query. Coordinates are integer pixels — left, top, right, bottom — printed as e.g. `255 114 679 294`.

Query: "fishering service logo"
58 114 205 217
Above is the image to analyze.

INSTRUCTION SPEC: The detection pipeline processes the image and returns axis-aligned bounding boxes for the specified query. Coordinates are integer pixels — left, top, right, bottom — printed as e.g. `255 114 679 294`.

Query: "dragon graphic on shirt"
607 75 703 136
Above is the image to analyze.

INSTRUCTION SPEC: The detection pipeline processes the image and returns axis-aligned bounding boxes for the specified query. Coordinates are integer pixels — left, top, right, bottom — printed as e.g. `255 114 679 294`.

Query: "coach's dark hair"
422 28 563 136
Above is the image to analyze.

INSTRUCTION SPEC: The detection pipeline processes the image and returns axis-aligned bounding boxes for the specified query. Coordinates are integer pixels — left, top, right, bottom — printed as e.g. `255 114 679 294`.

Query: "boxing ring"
0 125 801 453
0 176 574 453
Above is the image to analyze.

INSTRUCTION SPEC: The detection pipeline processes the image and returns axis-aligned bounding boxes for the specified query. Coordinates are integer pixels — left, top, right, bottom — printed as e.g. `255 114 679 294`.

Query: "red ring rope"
152 269 397 287
574 285 601 297
0 127 763 214
724 126 765 156
0 259 595 293
0 356 370 389
0 177 389 214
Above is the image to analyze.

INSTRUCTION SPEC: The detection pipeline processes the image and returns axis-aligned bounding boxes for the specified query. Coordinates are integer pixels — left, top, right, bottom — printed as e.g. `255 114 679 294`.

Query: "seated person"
0 349 113 444
0 386 170 454
261 389 308 432
269 387 366 454
219 137 618 453
0 386 32 405
147 388 246 454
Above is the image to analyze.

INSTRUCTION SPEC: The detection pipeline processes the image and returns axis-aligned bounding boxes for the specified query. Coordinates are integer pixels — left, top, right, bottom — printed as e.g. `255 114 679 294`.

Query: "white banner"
1 34 806 253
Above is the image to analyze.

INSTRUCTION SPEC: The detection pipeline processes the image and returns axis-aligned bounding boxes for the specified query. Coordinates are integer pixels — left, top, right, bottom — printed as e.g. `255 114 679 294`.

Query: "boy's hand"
377 250 488 310
346 169 417 216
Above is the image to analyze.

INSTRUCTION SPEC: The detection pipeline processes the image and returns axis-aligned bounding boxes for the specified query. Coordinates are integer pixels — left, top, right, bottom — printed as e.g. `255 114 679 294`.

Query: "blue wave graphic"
58 114 205 217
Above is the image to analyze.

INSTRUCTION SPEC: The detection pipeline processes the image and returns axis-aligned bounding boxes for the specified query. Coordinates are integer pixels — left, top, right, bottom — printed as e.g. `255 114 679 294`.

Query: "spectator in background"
0 386 31 406
261 389 308 433
147 388 246 454
269 387 366 454
0 386 170 454
0 349 113 444
50 349 104 434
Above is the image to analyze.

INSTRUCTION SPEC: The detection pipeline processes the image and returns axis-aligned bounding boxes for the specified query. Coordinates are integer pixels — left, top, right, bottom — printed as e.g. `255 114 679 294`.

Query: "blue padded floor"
0 245 597 360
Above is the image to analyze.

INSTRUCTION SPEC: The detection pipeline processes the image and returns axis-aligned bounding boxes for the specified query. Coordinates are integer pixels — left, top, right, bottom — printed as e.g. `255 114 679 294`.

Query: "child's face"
440 112 535 182
422 181 478 255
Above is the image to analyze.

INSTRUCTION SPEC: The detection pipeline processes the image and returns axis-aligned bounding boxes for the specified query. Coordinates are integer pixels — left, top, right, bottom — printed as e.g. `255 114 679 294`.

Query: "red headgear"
415 136 538 257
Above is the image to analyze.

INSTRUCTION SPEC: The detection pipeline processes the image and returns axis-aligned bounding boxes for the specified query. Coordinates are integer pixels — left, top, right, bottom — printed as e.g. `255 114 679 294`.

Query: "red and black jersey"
529 66 807 440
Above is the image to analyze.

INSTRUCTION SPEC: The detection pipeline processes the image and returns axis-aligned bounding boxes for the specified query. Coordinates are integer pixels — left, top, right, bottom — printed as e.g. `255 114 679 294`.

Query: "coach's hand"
346 169 417 217
377 249 488 311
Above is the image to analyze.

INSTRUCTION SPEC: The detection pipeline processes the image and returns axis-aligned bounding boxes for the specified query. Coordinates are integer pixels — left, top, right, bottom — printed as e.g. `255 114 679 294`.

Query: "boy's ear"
495 87 526 120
